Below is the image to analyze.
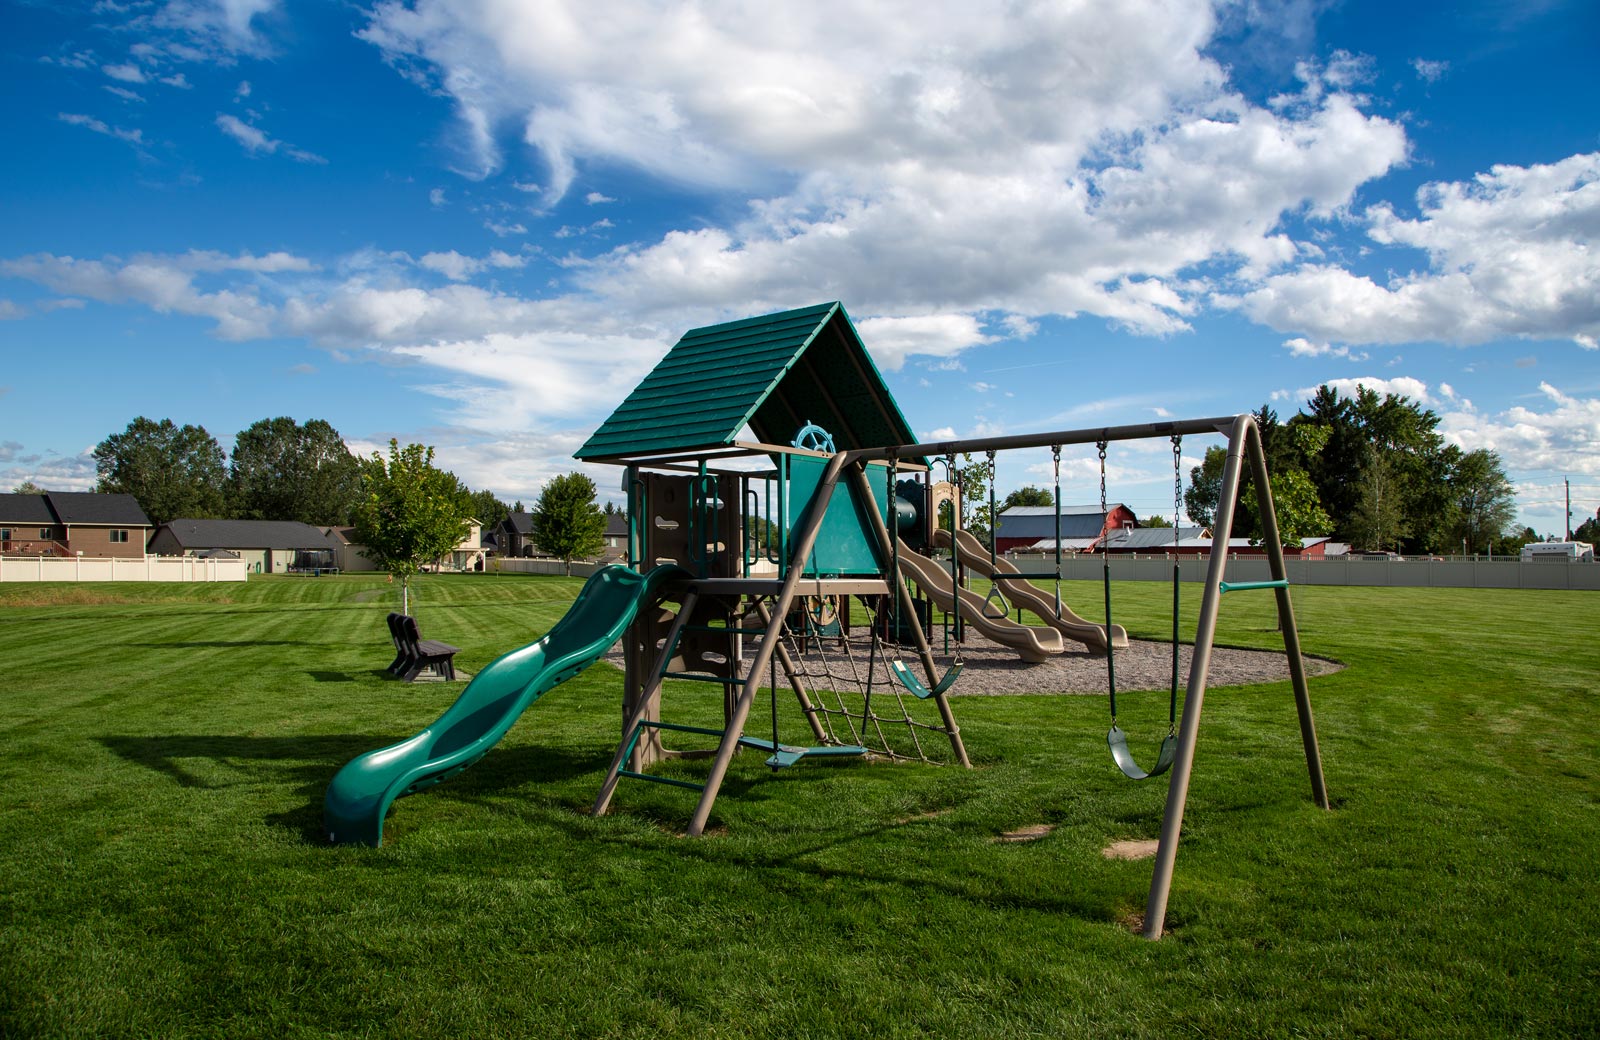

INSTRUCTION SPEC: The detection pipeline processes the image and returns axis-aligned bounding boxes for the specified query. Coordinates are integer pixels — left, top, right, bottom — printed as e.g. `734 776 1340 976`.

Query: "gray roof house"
147 519 339 574
0 492 151 557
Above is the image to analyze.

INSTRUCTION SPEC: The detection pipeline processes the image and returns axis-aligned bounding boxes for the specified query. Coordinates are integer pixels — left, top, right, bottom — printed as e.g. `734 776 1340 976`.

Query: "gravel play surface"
606 626 1343 697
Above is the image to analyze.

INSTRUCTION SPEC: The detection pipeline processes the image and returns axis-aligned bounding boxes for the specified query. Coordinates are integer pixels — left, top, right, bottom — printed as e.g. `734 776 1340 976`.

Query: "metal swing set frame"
594 410 1327 939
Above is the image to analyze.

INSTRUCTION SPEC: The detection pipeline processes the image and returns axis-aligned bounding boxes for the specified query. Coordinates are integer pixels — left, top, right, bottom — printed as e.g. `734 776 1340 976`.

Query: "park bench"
385 612 460 682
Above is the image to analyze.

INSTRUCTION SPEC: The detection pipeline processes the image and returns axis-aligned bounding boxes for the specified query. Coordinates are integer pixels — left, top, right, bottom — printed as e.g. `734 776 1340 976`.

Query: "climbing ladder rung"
1218 579 1290 594
616 769 706 792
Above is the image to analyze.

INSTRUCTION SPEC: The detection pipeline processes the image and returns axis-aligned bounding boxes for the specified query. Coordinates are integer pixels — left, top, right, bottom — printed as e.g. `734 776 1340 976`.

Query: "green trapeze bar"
1218 579 1290 594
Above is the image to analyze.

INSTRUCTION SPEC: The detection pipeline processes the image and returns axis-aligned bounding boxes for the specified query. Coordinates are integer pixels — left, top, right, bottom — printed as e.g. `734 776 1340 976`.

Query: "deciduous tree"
533 472 607 575
93 417 226 525
350 441 471 614
229 417 360 525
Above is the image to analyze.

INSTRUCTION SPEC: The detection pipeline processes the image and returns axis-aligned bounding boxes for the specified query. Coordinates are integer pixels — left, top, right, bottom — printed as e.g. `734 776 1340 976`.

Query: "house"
147 519 339 573
600 513 629 562
323 520 487 572
0 492 151 558
498 510 541 557
994 503 1137 554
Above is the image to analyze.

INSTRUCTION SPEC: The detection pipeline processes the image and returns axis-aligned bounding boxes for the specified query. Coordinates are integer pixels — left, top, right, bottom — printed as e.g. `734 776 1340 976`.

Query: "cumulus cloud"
356 0 1405 343
1441 381 1600 478
417 249 526 281
1292 375 1435 405
1237 152 1600 350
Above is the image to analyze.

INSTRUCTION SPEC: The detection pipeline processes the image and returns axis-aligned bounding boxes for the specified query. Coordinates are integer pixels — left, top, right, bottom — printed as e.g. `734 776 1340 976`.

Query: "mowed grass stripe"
0 574 1595 1038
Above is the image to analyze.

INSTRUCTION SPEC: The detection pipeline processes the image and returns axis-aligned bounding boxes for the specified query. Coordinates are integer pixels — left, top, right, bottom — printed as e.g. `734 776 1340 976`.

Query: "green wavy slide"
324 563 688 847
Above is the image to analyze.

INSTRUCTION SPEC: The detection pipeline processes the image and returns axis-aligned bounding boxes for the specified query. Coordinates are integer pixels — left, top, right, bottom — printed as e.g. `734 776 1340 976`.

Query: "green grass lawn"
1 572 1596 1038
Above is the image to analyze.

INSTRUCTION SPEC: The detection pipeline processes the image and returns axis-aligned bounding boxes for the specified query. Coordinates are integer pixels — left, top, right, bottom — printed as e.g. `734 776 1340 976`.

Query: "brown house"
0 492 151 558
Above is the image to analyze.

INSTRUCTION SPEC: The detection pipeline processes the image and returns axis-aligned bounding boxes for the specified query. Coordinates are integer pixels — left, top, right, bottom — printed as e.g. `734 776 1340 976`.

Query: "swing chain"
1172 435 1183 535
1096 440 1108 516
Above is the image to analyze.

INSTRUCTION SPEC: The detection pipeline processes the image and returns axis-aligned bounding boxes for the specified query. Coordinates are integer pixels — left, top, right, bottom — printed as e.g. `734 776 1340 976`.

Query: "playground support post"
1140 414 1329 939
684 451 850 837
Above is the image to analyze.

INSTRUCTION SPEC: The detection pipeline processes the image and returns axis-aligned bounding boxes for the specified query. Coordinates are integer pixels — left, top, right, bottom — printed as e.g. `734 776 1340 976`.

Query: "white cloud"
104 85 144 102
357 0 1405 351
103 62 147 83
584 192 615 204
417 249 527 281
1441 382 1600 479
1282 336 1368 361
1238 152 1600 349
429 187 447 207
484 220 527 237
0 250 312 339
58 112 144 145
1412 58 1449 83
0 300 25 320
215 113 327 163
1292 375 1434 405
162 73 193 89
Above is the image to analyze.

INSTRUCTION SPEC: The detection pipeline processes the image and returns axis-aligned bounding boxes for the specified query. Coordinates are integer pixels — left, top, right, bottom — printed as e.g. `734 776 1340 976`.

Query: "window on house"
1 529 11 541
41 528 54 540
110 530 129 543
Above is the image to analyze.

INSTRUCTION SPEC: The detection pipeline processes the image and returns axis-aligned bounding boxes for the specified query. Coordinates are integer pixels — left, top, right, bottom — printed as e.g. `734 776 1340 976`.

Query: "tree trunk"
401 573 410 615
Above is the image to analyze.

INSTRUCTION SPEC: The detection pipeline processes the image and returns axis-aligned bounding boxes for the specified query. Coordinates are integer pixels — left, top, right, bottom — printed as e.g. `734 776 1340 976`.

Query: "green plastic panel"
786 455 891 577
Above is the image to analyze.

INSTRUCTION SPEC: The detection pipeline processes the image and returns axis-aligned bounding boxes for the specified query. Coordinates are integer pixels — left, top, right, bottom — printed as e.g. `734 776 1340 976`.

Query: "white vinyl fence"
1003 553 1600 591
487 558 602 578
0 554 249 583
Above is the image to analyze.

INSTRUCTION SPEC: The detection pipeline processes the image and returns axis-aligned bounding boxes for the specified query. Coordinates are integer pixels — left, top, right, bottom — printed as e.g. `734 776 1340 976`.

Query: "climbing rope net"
741 593 958 765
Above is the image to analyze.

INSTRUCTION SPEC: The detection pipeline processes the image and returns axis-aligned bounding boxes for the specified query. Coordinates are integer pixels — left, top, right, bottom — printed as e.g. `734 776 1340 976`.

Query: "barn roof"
575 302 918 462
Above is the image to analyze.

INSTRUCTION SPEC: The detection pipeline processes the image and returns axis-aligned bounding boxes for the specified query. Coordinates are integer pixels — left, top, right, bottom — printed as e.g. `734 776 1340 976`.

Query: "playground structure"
324 302 1328 939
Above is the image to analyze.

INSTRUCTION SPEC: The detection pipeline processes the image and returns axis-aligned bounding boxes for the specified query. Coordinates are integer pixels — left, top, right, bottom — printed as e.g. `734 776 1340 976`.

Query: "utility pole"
1566 477 1572 541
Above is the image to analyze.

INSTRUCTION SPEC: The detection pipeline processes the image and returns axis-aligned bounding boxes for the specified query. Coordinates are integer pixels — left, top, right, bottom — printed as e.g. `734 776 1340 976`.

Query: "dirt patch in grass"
1102 838 1160 860
995 823 1056 843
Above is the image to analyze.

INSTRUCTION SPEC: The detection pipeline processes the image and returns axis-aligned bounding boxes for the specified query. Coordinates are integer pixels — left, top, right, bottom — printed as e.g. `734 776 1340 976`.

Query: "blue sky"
1 0 1596 536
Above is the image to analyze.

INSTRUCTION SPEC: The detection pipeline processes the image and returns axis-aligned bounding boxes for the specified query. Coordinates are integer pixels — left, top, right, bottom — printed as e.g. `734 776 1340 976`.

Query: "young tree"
229 417 361 525
533 472 607 575
94 417 227 525
350 441 471 614
1349 452 1409 552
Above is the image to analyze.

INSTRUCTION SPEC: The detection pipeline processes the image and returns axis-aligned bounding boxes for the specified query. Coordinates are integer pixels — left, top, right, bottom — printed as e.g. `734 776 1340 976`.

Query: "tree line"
89 416 515 530
1184 386 1523 554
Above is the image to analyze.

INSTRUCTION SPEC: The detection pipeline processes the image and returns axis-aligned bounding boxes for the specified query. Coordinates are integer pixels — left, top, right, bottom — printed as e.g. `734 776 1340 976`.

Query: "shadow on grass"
97 735 611 845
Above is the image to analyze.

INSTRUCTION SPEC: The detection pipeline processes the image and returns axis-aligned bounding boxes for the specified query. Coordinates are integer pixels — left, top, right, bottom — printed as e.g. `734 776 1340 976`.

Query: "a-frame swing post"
1142 414 1332 938
1242 421 1330 810
683 451 850 837
1142 414 1250 938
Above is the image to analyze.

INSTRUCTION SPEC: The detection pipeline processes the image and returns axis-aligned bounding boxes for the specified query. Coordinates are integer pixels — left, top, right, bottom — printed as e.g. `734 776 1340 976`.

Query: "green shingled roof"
576 302 918 461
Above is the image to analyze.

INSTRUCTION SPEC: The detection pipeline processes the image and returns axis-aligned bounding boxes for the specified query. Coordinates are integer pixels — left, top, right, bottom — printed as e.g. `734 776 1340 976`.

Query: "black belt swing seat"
1099 436 1182 781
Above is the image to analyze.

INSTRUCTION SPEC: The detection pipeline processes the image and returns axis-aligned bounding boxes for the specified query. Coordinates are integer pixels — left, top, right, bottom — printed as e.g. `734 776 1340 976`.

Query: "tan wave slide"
933 528 1128 654
893 539 1063 663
